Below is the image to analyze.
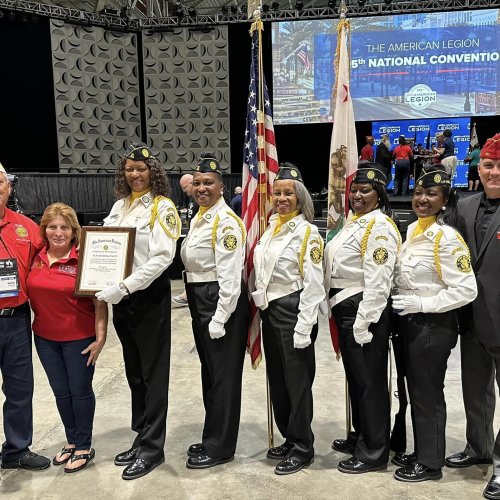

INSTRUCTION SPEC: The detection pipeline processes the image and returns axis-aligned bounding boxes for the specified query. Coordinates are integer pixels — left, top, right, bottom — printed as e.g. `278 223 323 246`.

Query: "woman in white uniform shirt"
391 166 477 482
324 164 400 474
253 163 324 475
96 143 181 480
181 153 248 470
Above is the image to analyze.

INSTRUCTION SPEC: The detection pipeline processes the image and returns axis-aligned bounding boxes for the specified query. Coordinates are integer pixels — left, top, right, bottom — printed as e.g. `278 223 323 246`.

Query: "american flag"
242 20 279 369
297 44 311 70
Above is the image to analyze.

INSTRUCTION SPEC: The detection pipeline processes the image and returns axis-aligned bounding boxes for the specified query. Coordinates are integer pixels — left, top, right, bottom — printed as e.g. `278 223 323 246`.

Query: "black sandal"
53 447 75 466
64 448 95 473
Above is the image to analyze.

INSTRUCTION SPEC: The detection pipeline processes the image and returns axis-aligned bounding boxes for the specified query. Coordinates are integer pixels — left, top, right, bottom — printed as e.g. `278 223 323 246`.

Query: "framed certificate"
75 227 136 296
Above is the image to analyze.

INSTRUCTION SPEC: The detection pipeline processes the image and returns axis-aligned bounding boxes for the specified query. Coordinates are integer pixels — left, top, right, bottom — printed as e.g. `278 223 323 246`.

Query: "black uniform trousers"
332 292 390 466
0 304 34 460
185 281 248 459
461 330 500 473
113 271 171 462
261 290 317 462
399 311 457 470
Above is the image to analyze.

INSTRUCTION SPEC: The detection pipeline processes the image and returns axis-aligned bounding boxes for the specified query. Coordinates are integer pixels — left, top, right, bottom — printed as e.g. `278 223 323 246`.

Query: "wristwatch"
117 282 130 296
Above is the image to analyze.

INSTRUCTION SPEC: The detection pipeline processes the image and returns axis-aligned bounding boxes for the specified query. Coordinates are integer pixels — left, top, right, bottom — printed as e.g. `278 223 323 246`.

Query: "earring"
441 206 446 211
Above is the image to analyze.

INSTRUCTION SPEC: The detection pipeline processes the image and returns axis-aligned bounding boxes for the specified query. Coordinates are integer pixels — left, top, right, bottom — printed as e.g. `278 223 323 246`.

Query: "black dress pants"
185 281 248 459
261 290 317 462
332 292 390 466
399 311 457 470
113 271 171 462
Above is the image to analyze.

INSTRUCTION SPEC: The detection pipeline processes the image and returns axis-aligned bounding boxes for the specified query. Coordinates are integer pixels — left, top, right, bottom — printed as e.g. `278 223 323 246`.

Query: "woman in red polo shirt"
27 203 107 473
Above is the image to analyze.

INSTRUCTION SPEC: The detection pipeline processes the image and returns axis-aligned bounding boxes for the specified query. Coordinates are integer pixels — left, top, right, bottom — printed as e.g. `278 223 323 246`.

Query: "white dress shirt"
103 193 180 294
324 209 400 333
394 220 477 312
180 197 245 325
253 213 324 336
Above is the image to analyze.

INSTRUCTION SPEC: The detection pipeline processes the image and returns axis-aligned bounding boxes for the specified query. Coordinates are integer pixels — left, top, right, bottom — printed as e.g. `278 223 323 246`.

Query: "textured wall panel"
142 27 231 172
50 20 141 172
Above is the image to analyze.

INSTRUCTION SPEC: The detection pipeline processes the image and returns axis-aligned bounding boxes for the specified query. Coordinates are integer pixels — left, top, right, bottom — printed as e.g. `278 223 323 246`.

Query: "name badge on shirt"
0 258 19 298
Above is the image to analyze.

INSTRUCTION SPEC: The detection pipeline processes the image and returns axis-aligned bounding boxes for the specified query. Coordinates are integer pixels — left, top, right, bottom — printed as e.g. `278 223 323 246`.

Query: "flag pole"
249 0 274 449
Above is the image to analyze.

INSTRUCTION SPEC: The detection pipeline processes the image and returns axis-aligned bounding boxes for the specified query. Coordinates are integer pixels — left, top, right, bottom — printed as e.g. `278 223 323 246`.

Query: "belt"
183 270 218 284
0 303 29 317
328 278 364 309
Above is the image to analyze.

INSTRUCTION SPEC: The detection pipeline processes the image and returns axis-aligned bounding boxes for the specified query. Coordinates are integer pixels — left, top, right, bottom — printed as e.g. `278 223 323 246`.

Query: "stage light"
221 6 229 14
262 4 270 12
8 11 15 21
230 5 238 13
272 1 280 10
240 5 247 13
20 14 28 23
295 0 304 11
0 11 4 20
188 7 196 16
358 0 366 5
384 0 392 4
328 0 336 7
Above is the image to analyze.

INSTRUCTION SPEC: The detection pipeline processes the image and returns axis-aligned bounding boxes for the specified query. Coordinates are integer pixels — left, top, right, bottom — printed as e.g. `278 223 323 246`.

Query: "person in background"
97 142 181 480
325 164 400 474
181 153 248 470
413 144 426 183
230 186 243 217
359 136 375 162
172 173 198 307
0 164 51 472
253 163 323 475
391 166 477 482
464 143 481 192
393 136 413 196
27 203 108 473
376 134 393 184
437 129 458 182
445 134 500 500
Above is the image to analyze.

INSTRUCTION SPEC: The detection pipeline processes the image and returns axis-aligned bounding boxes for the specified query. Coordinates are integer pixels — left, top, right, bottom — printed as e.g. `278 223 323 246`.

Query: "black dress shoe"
187 443 205 458
484 475 500 499
114 447 138 466
186 451 234 469
275 457 314 475
445 451 492 468
391 451 417 467
338 457 387 474
122 457 164 480
394 462 443 482
267 442 293 460
331 438 356 454
1 451 51 471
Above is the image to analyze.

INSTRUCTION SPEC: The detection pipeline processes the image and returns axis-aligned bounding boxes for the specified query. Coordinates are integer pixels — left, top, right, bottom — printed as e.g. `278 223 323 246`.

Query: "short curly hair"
114 156 171 200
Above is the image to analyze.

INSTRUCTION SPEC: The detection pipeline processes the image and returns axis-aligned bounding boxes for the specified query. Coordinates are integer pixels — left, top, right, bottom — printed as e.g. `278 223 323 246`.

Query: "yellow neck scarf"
198 206 209 218
130 189 149 201
412 215 437 238
272 210 300 237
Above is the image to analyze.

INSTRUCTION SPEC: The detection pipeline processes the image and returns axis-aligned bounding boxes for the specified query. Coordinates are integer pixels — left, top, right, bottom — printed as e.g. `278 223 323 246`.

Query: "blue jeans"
394 159 410 196
0 306 34 460
34 335 96 450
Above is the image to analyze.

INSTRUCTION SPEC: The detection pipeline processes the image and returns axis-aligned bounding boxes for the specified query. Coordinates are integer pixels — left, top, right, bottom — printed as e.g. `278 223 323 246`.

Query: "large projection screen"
272 10 499 124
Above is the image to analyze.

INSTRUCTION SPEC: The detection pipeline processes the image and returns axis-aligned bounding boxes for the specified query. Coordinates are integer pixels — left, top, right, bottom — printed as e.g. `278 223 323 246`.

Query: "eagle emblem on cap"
434 174 442 183
223 234 237 251
290 169 298 178
142 148 150 158
373 247 388 265
367 170 375 180
210 161 217 170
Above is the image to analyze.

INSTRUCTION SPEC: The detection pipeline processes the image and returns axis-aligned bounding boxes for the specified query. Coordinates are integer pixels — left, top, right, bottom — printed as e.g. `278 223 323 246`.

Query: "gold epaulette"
299 226 312 277
211 213 220 249
227 211 246 245
433 229 444 280
149 196 181 240
360 218 376 259
385 215 402 251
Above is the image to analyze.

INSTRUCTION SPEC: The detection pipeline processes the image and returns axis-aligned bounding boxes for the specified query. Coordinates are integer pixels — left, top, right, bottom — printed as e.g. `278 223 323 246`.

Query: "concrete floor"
0 279 496 499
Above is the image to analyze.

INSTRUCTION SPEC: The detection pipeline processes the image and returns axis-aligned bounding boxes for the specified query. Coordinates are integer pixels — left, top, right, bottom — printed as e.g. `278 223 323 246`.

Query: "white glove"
392 294 423 316
293 331 311 349
208 319 225 339
353 328 373 346
95 284 127 305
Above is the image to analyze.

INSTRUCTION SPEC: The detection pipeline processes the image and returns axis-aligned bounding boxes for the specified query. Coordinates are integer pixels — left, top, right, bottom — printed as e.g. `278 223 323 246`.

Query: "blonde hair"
40 203 81 248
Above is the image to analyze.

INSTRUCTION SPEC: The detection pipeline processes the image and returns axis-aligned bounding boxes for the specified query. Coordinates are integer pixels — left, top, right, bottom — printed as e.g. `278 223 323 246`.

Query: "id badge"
0 258 19 298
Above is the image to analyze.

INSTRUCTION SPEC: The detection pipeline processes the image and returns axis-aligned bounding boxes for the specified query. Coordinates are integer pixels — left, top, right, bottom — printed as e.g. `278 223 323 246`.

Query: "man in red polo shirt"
359 136 375 162
0 164 50 471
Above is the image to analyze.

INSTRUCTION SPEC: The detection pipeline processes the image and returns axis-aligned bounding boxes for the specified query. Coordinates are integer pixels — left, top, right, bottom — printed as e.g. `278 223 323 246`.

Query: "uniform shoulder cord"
433 229 444 281
298 225 312 278
149 196 181 240
360 218 376 260
211 214 220 250
385 215 402 252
